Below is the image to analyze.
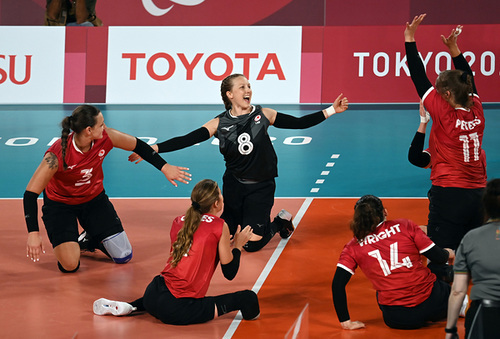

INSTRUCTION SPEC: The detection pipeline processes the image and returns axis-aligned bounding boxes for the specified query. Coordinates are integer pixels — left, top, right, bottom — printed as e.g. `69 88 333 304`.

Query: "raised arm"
106 126 191 187
441 26 478 94
404 14 433 98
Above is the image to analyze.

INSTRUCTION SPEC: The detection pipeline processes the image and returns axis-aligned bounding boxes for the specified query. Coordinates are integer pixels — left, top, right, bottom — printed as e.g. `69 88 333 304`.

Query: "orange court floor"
1 197 466 339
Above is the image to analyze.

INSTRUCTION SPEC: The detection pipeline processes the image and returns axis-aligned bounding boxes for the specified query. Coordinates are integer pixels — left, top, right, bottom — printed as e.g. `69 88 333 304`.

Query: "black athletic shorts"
42 190 124 248
427 185 484 250
142 275 215 325
378 278 450 329
221 171 276 237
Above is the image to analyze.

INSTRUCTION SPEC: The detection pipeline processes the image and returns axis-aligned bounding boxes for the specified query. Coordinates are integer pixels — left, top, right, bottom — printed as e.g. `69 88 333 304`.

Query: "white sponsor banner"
106 26 302 104
0 27 65 104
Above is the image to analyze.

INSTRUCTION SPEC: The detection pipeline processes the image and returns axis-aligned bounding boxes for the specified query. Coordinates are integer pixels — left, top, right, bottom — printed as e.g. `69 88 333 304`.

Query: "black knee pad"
237 290 260 320
57 261 80 273
214 290 259 320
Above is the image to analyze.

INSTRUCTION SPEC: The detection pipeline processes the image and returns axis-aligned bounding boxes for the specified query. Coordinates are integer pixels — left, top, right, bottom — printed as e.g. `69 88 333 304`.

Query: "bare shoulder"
203 117 220 136
43 152 59 170
261 107 277 123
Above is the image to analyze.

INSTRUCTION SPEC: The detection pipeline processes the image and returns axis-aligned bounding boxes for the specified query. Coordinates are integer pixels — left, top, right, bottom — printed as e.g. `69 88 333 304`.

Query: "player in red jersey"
23 105 191 273
332 195 455 330
405 15 486 281
93 179 260 325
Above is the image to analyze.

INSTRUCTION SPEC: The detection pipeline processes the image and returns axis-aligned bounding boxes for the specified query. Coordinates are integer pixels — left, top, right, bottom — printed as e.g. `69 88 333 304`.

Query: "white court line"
223 197 314 339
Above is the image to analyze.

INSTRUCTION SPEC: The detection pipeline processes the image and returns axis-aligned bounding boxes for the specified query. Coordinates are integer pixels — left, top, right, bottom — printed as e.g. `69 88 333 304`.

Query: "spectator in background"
45 0 102 26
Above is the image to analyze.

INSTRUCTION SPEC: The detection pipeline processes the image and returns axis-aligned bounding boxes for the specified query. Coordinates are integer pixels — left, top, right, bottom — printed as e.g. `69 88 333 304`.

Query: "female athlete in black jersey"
130 74 348 252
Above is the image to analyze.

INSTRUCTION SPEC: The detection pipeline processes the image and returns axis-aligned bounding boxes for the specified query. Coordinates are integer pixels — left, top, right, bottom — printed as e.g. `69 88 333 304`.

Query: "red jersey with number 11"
423 89 486 188
337 219 436 307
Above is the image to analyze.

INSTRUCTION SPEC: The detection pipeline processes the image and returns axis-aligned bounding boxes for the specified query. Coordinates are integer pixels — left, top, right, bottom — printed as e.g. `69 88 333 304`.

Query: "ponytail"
169 179 220 267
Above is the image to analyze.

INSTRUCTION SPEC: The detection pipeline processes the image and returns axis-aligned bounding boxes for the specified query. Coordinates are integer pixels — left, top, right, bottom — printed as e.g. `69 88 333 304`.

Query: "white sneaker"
459 294 469 317
93 298 135 316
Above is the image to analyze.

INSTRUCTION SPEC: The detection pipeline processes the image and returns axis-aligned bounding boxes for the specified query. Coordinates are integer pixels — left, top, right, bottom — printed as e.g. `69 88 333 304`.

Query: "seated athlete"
93 179 260 325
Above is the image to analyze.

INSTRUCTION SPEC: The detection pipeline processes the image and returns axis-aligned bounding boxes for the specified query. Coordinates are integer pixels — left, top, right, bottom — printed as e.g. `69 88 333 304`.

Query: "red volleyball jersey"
161 214 224 298
44 130 113 205
337 219 436 307
423 89 486 188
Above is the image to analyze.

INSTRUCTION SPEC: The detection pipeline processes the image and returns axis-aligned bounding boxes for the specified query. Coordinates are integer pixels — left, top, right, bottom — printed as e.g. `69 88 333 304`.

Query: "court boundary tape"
223 197 314 339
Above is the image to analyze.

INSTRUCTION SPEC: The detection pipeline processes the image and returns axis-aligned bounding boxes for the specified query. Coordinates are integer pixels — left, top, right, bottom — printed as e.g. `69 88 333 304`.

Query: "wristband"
420 111 430 123
24 190 40 232
133 138 167 171
325 105 336 117
445 326 457 334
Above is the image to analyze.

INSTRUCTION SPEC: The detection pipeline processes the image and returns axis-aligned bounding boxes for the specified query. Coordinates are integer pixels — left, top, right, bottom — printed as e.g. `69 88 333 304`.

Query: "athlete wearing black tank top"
129 74 349 252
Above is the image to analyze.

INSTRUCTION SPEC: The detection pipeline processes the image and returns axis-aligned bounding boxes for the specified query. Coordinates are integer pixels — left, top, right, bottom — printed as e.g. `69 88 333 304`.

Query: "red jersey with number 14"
423 89 486 188
337 219 436 307
44 130 113 205
161 214 224 298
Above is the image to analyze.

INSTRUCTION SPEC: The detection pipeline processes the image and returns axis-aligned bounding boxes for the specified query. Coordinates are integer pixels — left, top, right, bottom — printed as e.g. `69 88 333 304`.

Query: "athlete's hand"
128 152 143 164
405 13 426 42
161 164 191 187
445 248 456 264
333 93 349 114
27 231 45 262
232 225 253 250
340 319 365 330
128 144 158 164
441 25 462 57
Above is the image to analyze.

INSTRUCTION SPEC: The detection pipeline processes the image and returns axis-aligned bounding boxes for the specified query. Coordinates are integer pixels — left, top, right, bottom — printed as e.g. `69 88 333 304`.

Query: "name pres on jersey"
455 118 481 131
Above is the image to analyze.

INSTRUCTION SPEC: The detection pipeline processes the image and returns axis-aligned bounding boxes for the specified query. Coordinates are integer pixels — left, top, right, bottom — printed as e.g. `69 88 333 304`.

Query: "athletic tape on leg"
102 231 133 264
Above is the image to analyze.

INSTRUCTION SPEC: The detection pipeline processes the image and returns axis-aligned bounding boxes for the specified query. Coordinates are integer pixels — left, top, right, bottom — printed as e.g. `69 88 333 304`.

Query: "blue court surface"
1 103 499 199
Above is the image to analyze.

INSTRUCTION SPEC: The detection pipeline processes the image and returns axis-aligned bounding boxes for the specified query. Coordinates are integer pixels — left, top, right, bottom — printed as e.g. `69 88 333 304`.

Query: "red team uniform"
162 214 224 298
423 90 486 189
45 130 113 204
338 219 436 307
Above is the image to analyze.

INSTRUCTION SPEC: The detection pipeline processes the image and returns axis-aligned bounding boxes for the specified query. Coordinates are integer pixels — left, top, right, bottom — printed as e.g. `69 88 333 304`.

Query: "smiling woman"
128 73 349 253
22 104 191 273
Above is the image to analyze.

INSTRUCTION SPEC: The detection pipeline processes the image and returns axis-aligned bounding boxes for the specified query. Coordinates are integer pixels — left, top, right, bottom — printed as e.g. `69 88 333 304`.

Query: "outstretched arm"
404 14 433 98
332 267 365 330
272 93 349 129
106 127 191 187
128 118 218 163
